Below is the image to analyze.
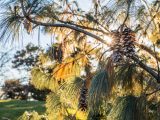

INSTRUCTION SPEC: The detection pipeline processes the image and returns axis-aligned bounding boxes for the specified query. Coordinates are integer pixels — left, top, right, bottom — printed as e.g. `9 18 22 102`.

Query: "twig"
99 49 111 61
146 87 160 96
144 4 160 34
135 42 160 62
119 0 132 31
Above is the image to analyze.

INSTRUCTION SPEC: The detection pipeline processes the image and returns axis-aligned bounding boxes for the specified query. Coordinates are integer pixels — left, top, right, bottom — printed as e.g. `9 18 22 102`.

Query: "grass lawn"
0 100 46 120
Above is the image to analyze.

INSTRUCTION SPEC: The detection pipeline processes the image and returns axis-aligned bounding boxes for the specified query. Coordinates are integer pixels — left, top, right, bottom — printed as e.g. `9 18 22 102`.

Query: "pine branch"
131 55 160 83
144 3 160 34
53 44 100 76
20 0 109 45
146 87 160 96
135 43 160 62
20 0 160 83
153 44 160 82
55 19 109 35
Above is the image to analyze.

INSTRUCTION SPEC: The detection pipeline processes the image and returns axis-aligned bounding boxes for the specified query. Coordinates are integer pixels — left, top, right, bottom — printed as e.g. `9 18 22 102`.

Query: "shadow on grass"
0 100 46 120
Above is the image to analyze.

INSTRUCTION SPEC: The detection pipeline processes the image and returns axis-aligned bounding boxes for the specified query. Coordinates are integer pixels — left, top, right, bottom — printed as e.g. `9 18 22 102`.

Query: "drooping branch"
20 0 109 45
131 55 160 83
20 0 160 83
135 43 160 62
44 7 109 34
153 44 160 82
55 19 109 35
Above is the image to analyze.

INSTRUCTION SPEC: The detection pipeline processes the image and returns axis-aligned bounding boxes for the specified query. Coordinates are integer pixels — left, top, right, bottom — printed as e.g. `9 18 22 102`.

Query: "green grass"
0 100 46 120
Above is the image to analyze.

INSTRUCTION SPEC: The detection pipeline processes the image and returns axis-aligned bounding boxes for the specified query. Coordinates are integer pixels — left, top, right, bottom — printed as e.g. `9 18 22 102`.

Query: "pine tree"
1 0 160 120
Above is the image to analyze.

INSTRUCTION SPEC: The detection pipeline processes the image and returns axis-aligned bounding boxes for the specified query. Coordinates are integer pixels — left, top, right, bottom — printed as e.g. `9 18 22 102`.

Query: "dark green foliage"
89 70 113 117
88 102 112 120
87 113 104 120
147 100 160 120
108 95 146 120
115 63 137 89
89 70 111 104
85 14 96 23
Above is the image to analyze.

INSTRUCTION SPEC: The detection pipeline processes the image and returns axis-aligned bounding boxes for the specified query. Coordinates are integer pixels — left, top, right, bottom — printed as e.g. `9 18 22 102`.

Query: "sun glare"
104 36 113 45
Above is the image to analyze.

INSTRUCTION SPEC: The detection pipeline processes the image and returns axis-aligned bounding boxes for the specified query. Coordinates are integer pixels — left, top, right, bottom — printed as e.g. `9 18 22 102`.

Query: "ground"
0 100 45 120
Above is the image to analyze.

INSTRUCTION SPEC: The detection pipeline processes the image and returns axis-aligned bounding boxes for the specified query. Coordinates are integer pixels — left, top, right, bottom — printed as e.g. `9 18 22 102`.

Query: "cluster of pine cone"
78 81 88 111
111 27 136 63
112 31 123 63
121 28 135 57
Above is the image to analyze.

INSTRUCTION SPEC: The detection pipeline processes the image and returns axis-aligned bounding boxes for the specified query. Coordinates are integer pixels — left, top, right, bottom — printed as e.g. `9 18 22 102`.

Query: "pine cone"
57 47 63 63
111 27 136 63
53 46 58 60
111 32 123 63
52 45 63 63
78 81 88 111
122 28 136 58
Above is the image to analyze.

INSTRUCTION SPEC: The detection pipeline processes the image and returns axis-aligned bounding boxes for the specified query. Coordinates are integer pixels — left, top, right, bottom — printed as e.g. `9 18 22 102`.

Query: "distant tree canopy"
12 43 40 71
2 79 26 99
1 79 50 101
0 0 160 120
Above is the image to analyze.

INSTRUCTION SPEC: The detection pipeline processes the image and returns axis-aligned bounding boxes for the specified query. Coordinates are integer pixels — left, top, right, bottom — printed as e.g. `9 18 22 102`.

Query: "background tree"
12 43 40 71
2 79 26 100
0 49 12 77
1 0 160 120
10 43 50 101
1 79 50 101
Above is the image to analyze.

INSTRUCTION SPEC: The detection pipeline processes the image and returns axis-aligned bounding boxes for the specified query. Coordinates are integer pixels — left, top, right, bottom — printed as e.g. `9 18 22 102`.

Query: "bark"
135 43 160 61
131 55 160 83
